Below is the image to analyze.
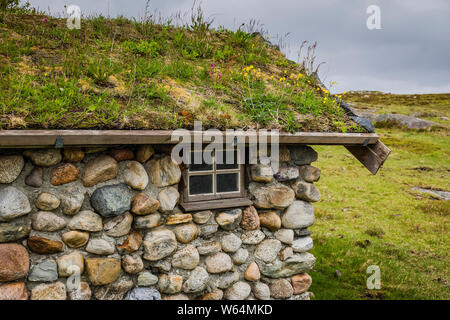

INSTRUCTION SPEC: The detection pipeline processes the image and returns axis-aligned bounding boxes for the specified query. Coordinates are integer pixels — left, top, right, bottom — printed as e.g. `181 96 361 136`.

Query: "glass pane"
216 173 239 193
216 150 239 170
189 175 213 195
189 151 213 171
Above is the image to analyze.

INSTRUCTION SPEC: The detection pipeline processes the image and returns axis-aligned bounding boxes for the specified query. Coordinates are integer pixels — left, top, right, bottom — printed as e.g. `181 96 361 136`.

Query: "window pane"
216 150 239 170
189 151 213 171
189 175 213 195
216 173 239 193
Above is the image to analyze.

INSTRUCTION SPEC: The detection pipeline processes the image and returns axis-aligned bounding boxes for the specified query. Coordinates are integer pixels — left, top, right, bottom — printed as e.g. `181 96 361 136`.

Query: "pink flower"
42 17 48 23
218 73 222 79
211 64 215 70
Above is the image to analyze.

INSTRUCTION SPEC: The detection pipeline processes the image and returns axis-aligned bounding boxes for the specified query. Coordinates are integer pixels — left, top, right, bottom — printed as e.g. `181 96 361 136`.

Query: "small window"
181 149 246 204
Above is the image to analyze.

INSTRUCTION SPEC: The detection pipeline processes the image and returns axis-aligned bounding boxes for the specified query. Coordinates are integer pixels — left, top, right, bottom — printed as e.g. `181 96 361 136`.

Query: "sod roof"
0 11 368 133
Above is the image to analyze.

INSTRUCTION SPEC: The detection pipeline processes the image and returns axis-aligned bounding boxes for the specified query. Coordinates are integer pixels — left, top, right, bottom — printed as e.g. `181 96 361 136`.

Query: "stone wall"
0 144 320 300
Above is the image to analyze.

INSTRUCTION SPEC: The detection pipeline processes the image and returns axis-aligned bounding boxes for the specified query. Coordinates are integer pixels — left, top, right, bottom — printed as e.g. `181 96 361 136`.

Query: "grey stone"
104 212 133 237
90 183 132 218
25 167 43 187
205 252 233 274
258 253 316 278
158 187 179 213
241 230 265 244
183 267 209 293
215 209 242 231
0 219 30 243
173 223 198 244
295 228 311 237
250 164 274 183
143 228 178 261
214 270 240 289
232 248 249 265
147 156 181 187
252 282 270 300
274 229 294 245
126 287 161 300
123 160 148 190
249 182 295 209
60 186 84 215
225 281 251 300
138 271 159 286
197 241 221 255
292 237 313 253
281 201 314 229
31 211 66 232
0 155 24 183
255 239 282 263
0 186 31 222
288 146 318 165
28 259 58 282
171 244 199 270
122 254 144 274
199 223 218 238
221 233 242 253
23 149 62 167
299 165 321 182
35 192 60 211
68 210 103 232
134 213 162 230
86 236 115 255
94 277 134 300
290 179 321 202
374 113 440 130
193 210 212 224
274 166 299 182
158 274 183 294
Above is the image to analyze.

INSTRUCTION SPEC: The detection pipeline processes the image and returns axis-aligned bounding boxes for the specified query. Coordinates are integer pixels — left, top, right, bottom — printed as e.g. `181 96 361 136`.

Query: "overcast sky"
26 0 450 94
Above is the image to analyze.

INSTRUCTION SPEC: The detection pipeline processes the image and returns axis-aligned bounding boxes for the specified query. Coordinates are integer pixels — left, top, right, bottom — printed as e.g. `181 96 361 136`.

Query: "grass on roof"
0 7 364 133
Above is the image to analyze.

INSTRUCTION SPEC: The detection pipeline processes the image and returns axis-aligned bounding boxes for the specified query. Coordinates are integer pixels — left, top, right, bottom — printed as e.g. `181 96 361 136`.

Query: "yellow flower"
244 72 248 77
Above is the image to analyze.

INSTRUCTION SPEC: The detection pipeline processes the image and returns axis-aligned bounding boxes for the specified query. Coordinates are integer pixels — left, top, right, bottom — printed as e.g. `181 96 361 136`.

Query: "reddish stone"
27 236 63 254
291 273 312 294
110 148 134 161
117 231 142 254
0 282 28 300
131 193 160 215
0 244 30 282
240 206 260 230
50 163 80 186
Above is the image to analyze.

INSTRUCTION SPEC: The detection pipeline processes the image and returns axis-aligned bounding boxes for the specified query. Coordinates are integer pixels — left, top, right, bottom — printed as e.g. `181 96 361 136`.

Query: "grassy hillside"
0 8 362 132
310 93 450 300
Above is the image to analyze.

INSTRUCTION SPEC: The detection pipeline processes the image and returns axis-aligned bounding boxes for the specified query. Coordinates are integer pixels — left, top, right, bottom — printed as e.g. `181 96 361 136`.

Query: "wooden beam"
345 140 391 175
0 130 379 147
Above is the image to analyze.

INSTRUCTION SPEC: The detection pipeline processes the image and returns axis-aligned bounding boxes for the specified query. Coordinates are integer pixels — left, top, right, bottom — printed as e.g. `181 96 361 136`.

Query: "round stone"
205 252 233 274
259 211 281 231
281 201 315 229
249 182 295 209
123 161 148 190
25 167 43 187
103 212 133 237
56 251 84 277
269 279 293 299
158 187 180 213
241 230 265 245
35 192 60 211
199 223 218 238
173 223 198 244
68 210 103 232
193 210 212 224
134 213 163 230
147 156 181 187
0 282 28 300
137 271 158 286
244 262 260 281
62 231 89 248
254 239 282 263
117 231 142 254
131 193 159 215
274 229 294 245
183 266 209 293
197 241 221 255
299 165 321 182
158 274 183 294
31 211 66 232
86 237 115 255
143 228 177 261
60 186 84 215
126 287 161 300
292 237 313 253
291 273 312 294
0 243 30 282
0 155 24 183
171 244 199 270
232 248 249 265
288 145 318 165
23 149 61 167
50 163 80 186
85 258 121 286
225 281 251 300
240 206 260 230
122 254 144 274
110 148 134 161
274 166 299 182
215 209 242 231
82 155 118 187
221 233 242 253
258 252 316 278
0 219 30 243
63 147 85 162
214 270 240 289
30 282 66 300
290 179 321 202
90 183 132 218
27 236 63 254
0 186 31 222
250 164 274 183
252 282 270 300
136 145 154 163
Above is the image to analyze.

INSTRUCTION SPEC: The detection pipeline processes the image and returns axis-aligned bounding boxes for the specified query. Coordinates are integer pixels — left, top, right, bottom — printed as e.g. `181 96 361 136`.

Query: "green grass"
309 123 449 299
0 7 361 132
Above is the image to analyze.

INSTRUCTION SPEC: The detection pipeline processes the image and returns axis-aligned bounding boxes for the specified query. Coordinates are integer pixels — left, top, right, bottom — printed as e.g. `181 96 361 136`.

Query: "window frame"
181 149 247 203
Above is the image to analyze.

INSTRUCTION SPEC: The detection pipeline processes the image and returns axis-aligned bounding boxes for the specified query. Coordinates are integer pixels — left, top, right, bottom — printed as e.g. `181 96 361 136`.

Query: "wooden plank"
345 140 391 175
0 130 379 147
180 198 253 212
